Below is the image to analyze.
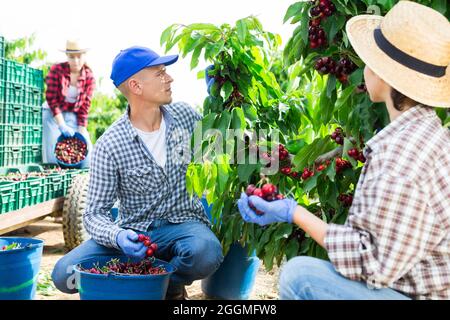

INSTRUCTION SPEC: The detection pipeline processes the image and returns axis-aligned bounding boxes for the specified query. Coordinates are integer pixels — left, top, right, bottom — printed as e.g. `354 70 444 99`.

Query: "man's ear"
128 78 142 95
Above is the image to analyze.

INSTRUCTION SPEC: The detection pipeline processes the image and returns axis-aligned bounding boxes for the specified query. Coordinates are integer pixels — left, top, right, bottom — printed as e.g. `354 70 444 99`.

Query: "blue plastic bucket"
200 197 261 300
201 242 261 300
73 255 176 300
55 132 89 169
0 237 44 300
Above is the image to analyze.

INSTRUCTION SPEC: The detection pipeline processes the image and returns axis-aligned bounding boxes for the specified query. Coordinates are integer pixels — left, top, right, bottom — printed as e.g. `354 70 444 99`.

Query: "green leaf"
160 24 176 46
243 104 258 123
293 138 330 171
303 175 318 193
190 46 203 70
200 113 217 135
326 76 337 98
335 85 356 109
215 110 232 139
349 68 363 86
231 107 246 131
283 2 304 23
432 0 447 14
236 19 248 43
237 164 258 183
274 224 293 241
187 23 219 31
217 159 230 194
263 241 275 271
220 81 234 101
285 240 300 260
286 139 306 154
320 80 335 124
325 160 336 182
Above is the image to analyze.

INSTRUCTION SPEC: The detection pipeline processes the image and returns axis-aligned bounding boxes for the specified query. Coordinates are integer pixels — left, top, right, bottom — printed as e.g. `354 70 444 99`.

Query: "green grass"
36 270 57 297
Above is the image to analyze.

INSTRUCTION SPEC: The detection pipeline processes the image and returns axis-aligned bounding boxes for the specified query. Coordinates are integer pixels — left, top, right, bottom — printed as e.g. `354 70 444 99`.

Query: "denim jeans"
51 220 224 295
42 106 92 168
279 256 411 300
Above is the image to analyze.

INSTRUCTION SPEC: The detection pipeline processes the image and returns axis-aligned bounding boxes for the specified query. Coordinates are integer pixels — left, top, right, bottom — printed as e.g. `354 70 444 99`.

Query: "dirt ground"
4 216 280 300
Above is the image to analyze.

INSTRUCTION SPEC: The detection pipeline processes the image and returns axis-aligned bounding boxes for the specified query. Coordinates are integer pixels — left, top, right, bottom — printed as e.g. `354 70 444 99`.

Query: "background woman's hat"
60 39 89 53
346 1 450 108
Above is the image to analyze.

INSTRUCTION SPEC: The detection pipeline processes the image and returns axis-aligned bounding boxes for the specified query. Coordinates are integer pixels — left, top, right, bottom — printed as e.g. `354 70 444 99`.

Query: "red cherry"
146 248 154 257
276 194 285 200
261 184 277 196
144 240 151 247
281 167 292 175
253 188 264 198
150 243 158 251
138 234 146 242
310 41 318 49
246 184 257 196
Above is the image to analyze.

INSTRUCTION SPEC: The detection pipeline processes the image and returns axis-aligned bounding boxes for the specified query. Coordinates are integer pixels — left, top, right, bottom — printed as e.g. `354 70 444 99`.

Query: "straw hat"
346 1 450 108
60 39 89 54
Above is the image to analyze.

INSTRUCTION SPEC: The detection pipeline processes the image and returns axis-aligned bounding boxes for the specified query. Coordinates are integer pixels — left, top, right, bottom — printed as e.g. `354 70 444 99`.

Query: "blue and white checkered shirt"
83 102 210 249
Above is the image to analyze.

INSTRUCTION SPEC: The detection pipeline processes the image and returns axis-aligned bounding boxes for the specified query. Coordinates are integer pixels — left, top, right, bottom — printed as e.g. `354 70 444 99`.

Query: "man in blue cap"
52 46 223 300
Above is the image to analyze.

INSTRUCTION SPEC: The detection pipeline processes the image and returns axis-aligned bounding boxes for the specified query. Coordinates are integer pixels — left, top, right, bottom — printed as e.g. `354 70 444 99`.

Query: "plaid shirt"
324 105 450 300
83 102 210 250
45 62 95 127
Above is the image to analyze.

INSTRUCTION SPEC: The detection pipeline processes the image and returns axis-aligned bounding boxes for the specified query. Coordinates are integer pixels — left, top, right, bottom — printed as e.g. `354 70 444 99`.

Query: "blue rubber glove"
58 123 75 138
205 65 215 95
237 192 297 226
116 229 147 260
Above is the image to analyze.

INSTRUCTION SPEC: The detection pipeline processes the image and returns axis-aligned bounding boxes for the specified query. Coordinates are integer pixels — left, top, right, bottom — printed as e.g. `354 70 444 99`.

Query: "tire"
62 173 91 251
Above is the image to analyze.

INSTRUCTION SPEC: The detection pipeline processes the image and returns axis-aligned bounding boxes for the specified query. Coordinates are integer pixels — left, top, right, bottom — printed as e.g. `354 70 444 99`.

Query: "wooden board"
0 197 65 235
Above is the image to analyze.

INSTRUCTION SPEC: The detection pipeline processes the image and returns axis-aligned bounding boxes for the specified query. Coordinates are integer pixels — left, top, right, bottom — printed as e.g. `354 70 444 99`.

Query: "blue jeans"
51 220 224 295
279 256 411 300
42 107 92 168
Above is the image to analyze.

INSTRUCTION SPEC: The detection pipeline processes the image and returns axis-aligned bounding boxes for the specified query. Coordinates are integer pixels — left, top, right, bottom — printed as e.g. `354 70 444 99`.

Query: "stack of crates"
0 35 87 215
0 35 44 168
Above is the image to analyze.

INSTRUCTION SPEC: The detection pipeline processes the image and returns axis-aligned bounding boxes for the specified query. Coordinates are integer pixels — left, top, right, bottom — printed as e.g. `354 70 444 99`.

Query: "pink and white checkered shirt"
324 105 450 299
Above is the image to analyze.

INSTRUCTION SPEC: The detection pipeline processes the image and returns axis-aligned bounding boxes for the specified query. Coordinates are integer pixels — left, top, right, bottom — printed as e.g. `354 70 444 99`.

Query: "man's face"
135 65 174 105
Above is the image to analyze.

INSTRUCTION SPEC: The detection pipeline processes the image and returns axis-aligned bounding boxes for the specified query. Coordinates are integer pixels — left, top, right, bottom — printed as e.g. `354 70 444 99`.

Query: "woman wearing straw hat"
42 39 95 168
238 1 450 299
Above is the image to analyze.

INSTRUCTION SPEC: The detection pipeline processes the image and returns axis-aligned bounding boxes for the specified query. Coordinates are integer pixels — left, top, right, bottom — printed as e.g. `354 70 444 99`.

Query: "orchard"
161 0 450 270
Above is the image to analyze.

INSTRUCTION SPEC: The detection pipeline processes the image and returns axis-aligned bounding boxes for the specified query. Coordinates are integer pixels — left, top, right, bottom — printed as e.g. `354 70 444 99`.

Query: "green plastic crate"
17 177 43 208
3 81 26 104
0 36 4 59
45 174 64 200
0 145 24 167
24 105 42 126
5 60 26 85
0 59 4 84
24 126 42 145
0 103 26 124
0 180 19 214
0 124 24 145
26 67 44 89
23 145 42 164
24 87 43 107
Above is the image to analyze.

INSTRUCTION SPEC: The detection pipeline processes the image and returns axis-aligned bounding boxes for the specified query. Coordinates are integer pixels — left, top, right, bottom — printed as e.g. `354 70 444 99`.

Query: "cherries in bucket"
55 133 88 166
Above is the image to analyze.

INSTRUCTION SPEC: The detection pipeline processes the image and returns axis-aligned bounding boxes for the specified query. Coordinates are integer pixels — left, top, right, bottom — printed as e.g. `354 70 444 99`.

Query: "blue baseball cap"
110 46 179 87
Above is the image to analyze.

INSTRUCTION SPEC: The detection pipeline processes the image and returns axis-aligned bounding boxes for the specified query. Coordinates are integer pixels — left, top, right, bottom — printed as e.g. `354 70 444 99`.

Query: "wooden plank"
0 198 65 235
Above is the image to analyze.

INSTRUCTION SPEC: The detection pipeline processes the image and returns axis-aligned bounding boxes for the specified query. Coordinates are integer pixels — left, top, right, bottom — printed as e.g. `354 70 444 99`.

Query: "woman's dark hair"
390 88 421 111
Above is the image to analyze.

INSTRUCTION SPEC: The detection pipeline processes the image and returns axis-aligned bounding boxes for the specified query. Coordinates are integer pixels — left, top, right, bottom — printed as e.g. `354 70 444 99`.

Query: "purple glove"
237 192 297 226
116 229 147 260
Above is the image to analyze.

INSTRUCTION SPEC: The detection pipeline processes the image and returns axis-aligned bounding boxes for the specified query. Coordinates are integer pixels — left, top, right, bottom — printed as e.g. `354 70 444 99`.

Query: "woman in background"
42 39 95 168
